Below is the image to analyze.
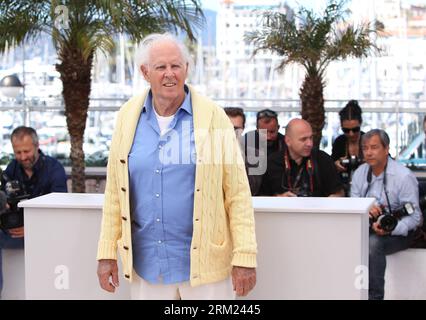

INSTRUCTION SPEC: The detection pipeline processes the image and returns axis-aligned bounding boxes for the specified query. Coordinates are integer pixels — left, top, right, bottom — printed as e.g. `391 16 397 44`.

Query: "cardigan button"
120 159 126 164
123 246 129 250
122 216 127 221
121 187 126 192
125 274 130 279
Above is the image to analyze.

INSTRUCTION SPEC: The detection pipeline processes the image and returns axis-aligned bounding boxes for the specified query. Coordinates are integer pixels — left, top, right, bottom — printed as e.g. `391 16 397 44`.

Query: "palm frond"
246 0 381 75
0 0 50 52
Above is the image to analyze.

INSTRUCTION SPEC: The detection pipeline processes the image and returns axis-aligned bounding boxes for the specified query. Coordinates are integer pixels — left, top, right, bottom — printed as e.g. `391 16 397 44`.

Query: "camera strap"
365 163 393 215
283 149 314 193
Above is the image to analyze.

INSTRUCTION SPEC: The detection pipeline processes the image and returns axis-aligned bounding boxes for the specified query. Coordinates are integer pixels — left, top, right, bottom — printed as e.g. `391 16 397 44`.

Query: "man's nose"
164 67 174 77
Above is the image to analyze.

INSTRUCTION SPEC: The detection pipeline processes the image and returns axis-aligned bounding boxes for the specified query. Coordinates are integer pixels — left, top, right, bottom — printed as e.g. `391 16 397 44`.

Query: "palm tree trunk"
56 49 93 193
300 73 325 148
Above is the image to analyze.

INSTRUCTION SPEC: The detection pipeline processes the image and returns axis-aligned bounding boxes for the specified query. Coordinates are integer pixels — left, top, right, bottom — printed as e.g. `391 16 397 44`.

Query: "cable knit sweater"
97 85 257 286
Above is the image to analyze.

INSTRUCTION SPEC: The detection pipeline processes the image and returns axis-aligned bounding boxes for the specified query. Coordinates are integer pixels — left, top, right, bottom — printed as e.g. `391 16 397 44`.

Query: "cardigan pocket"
207 239 232 266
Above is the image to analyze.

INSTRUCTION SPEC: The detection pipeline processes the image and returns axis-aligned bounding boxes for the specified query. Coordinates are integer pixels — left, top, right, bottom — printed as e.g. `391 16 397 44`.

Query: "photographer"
243 109 285 195
332 100 364 195
259 118 344 197
0 126 67 296
351 129 422 300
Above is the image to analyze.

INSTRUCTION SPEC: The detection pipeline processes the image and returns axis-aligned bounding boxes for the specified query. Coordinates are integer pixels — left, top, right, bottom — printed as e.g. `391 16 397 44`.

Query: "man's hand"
97 259 119 293
231 266 256 297
335 159 347 173
369 204 383 220
8 226 24 238
275 191 297 197
372 221 390 236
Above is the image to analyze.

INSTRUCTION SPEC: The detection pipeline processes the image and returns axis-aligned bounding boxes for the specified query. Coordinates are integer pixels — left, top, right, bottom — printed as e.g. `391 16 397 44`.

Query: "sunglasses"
257 110 278 120
342 126 361 134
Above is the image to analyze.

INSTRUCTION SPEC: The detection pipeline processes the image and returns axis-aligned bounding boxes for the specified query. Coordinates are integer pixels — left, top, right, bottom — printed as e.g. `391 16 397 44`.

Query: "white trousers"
130 270 236 300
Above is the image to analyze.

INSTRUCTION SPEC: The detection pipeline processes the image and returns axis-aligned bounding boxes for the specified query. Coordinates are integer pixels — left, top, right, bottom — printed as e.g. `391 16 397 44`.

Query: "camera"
371 202 416 232
340 155 363 173
0 174 30 231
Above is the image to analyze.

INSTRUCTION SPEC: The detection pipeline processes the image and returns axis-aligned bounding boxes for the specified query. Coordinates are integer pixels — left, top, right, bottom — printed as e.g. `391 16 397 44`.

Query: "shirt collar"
142 84 192 116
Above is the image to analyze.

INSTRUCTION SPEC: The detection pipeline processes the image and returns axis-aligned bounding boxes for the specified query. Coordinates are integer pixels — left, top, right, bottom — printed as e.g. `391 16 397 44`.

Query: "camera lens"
377 215 398 232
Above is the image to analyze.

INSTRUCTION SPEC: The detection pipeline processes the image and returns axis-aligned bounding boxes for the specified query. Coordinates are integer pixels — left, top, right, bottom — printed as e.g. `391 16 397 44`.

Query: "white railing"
1 97 426 162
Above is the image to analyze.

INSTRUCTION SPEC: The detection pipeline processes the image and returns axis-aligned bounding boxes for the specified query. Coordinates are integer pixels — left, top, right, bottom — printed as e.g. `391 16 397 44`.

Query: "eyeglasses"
342 126 361 134
257 110 278 120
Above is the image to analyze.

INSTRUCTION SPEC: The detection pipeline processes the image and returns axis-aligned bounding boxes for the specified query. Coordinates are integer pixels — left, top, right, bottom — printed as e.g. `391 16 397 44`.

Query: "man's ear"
285 134 290 146
140 65 149 81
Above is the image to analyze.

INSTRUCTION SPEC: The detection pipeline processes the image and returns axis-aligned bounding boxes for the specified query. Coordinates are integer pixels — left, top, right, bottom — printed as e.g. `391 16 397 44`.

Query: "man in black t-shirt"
244 109 285 195
259 118 344 197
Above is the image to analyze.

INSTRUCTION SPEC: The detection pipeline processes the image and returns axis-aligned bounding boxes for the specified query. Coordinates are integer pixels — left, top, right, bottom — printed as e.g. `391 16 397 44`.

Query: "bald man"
259 119 344 197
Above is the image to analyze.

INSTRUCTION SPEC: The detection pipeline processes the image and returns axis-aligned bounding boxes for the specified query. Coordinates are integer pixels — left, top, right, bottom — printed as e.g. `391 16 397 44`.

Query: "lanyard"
364 164 393 214
283 150 314 193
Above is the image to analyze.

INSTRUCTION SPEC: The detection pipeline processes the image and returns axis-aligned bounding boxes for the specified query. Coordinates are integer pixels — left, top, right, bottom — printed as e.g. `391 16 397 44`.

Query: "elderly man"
97 33 257 300
0 126 67 295
351 129 422 300
259 118 344 197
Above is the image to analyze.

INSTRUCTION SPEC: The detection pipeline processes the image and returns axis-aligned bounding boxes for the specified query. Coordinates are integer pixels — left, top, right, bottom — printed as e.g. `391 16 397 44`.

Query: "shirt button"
156 218 160 222
158 240 162 244
155 169 160 174
158 145 163 150
156 193 160 198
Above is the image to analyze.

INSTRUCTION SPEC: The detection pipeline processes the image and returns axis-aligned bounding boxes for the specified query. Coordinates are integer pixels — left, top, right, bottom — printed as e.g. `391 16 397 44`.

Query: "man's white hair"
135 33 193 73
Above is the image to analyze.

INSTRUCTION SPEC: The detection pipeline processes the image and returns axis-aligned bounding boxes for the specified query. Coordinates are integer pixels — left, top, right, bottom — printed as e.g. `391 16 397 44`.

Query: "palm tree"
0 0 204 192
245 0 382 147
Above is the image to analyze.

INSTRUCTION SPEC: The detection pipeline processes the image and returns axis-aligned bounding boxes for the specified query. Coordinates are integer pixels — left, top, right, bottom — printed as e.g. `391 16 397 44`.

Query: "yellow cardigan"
97 86 257 286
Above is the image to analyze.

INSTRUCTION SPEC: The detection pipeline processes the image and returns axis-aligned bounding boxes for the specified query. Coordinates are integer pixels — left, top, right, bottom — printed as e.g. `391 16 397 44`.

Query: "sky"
201 0 426 11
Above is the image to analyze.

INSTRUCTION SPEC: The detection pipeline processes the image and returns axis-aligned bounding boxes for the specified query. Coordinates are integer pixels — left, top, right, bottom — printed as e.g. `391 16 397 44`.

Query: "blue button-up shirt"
351 157 422 236
129 87 196 284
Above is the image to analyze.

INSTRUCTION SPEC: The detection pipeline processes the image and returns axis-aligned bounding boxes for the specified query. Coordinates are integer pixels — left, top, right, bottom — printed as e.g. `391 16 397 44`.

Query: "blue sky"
201 0 426 11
